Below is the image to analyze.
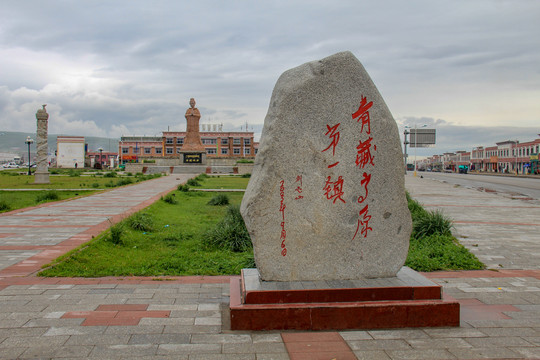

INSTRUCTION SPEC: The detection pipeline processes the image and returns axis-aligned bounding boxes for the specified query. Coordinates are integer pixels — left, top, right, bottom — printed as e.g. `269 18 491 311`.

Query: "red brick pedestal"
230 268 459 330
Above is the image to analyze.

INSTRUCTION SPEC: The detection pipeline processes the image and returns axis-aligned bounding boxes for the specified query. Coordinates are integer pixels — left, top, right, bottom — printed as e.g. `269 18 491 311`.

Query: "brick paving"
0 173 538 359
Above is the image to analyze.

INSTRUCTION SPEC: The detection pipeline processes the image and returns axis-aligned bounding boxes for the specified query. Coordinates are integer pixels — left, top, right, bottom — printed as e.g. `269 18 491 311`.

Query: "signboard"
408 129 436 148
183 153 202 164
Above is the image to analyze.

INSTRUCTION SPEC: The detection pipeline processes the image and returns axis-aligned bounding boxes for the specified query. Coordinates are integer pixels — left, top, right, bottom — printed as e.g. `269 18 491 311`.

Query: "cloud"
0 0 539 141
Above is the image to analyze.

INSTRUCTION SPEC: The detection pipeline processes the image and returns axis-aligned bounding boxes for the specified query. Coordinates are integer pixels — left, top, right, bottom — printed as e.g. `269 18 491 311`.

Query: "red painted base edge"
230 279 460 331
244 285 441 304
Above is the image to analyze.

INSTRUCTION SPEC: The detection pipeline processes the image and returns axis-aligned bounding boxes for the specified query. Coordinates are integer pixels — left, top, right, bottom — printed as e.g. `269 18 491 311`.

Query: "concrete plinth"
33 171 50 184
230 267 460 331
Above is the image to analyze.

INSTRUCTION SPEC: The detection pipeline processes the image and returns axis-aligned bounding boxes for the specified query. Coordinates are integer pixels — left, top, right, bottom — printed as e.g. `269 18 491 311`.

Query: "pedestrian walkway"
0 173 538 359
0 174 194 275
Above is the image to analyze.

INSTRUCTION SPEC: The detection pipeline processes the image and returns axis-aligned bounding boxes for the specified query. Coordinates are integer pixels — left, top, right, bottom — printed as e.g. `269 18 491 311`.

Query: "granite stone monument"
241 51 412 281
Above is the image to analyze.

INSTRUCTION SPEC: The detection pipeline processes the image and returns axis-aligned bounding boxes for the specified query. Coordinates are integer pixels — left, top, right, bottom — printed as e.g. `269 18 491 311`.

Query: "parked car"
2 162 19 168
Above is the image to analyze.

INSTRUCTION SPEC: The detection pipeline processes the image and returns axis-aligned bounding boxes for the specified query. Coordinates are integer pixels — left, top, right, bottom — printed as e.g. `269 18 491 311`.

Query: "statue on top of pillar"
182 97 205 152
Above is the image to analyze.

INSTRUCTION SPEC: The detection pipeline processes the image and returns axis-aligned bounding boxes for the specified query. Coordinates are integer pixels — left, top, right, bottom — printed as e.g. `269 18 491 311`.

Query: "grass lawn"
192 175 250 189
0 169 162 213
404 193 484 272
39 190 253 277
0 190 97 212
39 176 484 277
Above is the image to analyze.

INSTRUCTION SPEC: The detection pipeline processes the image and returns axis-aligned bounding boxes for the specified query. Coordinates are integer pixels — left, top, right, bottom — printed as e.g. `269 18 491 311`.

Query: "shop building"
425 134 540 174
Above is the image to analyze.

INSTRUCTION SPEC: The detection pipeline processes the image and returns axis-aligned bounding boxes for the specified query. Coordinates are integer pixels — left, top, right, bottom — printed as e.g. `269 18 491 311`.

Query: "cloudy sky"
1 0 539 156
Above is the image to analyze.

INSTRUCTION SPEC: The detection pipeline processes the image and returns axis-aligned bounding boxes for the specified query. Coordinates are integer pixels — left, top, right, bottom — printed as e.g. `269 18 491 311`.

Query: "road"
413 171 540 201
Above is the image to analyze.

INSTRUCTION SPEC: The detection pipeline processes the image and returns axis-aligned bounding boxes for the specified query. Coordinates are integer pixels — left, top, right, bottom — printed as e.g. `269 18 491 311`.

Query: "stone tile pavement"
0 173 538 359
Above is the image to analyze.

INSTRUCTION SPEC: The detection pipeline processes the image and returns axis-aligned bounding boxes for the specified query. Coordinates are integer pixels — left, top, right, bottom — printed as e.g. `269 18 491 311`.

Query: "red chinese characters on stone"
294 175 303 200
352 95 373 134
357 172 371 204
352 96 376 240
322 123 341 168
355 137 376 169
279 180 287 256
323 175 346 204
352 204 372 240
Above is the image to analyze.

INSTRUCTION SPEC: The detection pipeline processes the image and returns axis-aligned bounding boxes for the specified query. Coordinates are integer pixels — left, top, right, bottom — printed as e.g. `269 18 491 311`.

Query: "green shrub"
207 194 230 206
187 178 201 187
406 234 483 272
50 169 59 174
116 178 133 186
91 183 100 188
241 173 251 178
0 201 11 212
162 194 178 204
128 212 153 232
195 173 209 181
105 181 115 187
104 172 117 178
413 210 453 239
236 159 254 163
107 223 125 245
68 169 80 177
36 190 60 203
204 205 251 252
177 184 190 192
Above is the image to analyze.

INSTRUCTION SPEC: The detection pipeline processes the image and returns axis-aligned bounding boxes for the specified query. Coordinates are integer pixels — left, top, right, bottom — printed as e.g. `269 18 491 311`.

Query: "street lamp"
25 136 34 175
98 147 103 168
403 127 409 174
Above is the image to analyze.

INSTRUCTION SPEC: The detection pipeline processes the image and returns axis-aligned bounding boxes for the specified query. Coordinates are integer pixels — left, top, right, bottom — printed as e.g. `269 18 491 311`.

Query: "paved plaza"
0 173 539 359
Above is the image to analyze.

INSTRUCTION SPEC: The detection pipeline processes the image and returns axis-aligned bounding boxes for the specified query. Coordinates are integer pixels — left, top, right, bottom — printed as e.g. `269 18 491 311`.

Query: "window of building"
177 138 184 145
206 148 216 154
166 147 173 154
166 138 173 144
155 147 162 154
221 148 228 155
202 138 217 145
233 138 241 145
244 138 251 145
244 148 251 155
177 148 182 154
144 148 151 154
122 148 129 154
221 138 228 145
233 148 241 155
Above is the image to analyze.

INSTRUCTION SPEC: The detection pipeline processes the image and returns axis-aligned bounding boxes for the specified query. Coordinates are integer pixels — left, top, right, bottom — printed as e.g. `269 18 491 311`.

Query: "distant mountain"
0 131 119 156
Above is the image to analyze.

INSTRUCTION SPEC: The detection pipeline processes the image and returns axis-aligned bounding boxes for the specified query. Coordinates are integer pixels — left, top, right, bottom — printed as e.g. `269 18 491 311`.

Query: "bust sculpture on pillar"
178 98 206 165
34 104 50 184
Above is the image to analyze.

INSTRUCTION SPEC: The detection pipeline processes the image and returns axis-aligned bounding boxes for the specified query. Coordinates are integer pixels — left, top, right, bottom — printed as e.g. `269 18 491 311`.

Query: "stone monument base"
230 267 459 330
33 171 50 184
178 151 207 165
